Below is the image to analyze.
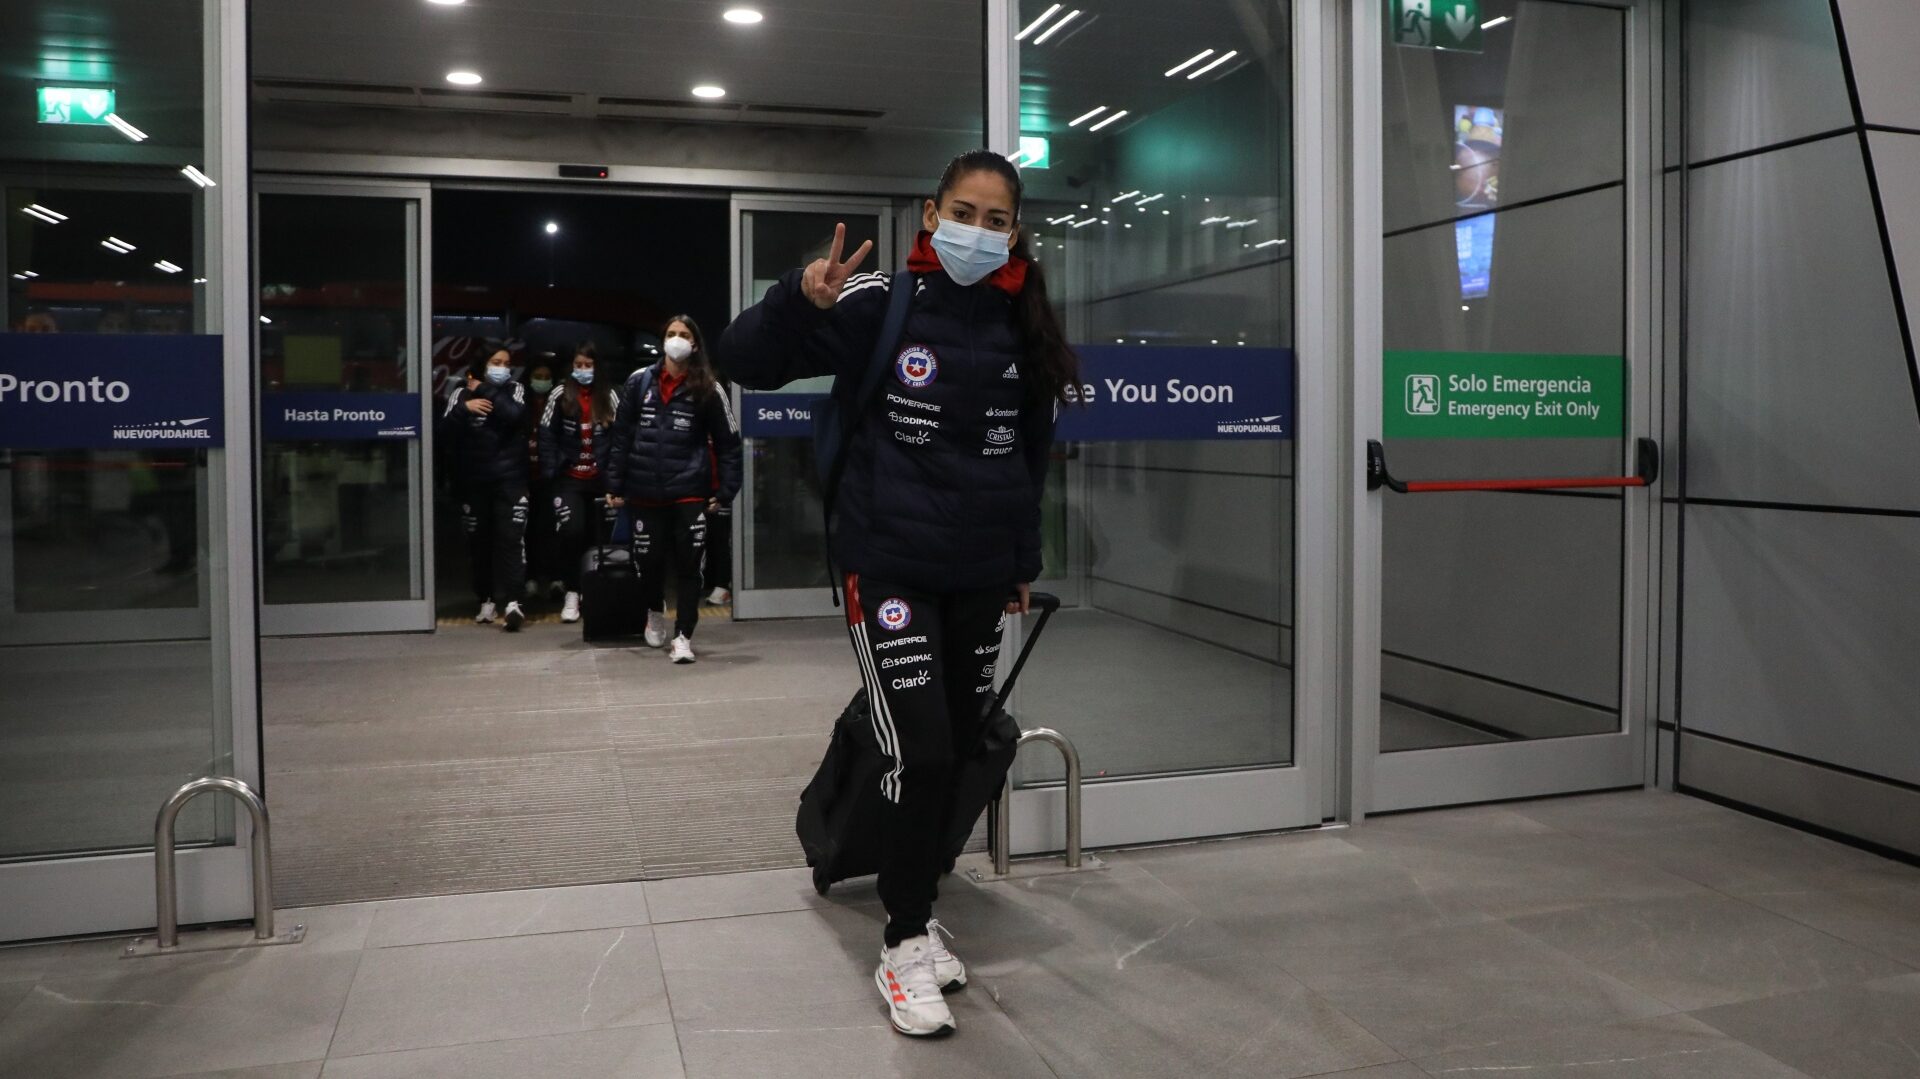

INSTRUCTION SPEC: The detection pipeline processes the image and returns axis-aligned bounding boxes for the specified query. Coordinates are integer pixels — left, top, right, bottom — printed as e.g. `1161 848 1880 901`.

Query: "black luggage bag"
581 504 646 641
797 593 1060 895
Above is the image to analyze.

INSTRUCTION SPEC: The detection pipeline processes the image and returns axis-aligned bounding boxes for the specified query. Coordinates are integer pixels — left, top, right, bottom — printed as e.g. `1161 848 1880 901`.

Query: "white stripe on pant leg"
854 622 905 804
860 623 908 803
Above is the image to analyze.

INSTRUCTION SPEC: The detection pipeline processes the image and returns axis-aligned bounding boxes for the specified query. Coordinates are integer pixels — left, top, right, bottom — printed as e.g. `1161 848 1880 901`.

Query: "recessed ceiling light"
545 221 559 234
446 71 482 86
104 113 148 142
426 0 465 5
181 165 217 188
692 85 726 99
723 8 763 24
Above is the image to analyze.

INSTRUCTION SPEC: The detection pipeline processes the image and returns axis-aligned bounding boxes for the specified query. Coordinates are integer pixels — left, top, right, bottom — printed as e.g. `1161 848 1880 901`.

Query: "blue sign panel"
0 332 224 449
739 346 1294 441
262 392 422 441
1057 346 1293 440
740 393 817 437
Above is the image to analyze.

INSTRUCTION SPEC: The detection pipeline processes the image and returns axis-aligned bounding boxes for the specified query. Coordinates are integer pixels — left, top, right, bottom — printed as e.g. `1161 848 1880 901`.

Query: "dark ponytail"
934 150 1080 405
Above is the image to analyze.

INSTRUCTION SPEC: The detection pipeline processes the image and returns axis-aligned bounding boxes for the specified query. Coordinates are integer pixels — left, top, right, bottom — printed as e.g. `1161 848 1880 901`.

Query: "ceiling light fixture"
1046 213 1076 225
1200 215 1230 225
260 315 272 324
691 85 726 99
1254 239 1284 249
1110 190 1141 203
1087 109 1128 131
1068 106 1108 127
545 221 559 234
181 165 217 188
1164 49 1214 77
426 0 466 5
22 204 67 224
1071 218 1098 228
723 7 764 24
1481 15 1511 29
1135 192 1165 206
102 237 135 253
104 113 148 142
1016 3 1063 41
153 260 183 273
1031 8 1080 45
445 71 483 86
1186 49 1239 79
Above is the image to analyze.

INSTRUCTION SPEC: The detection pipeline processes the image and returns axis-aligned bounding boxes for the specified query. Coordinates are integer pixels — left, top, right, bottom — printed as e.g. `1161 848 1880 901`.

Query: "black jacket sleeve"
716 268 891 390
486 380 527 431
596 388 621 476
706 386 744 506
1015 397 1058 584
535 387 562 481
604 373 642 496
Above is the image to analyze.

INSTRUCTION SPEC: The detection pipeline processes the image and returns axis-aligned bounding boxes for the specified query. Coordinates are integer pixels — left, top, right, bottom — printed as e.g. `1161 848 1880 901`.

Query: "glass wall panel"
1378 0 1628 753
1 0 228 860
1013 0 1295 781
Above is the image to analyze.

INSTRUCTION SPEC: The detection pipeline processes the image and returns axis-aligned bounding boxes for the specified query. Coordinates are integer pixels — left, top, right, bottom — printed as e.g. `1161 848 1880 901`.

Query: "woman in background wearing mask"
605 316 742 663
537 342 620 624
523 359 559 605
439 348 531 630
719 150 1076 1038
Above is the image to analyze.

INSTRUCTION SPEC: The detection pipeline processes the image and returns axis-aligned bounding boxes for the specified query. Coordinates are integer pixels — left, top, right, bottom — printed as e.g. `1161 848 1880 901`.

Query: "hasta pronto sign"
0 333 224 449
1384 351 1623 439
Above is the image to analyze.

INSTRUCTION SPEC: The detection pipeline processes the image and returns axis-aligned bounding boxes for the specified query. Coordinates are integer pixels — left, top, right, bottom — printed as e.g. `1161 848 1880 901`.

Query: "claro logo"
0 373 132 403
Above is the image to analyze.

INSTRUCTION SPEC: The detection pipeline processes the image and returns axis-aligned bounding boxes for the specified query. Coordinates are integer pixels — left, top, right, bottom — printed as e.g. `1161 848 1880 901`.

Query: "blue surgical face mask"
572 368 594 386
485 366 512 385
530 377 553 395
930 217 1012 287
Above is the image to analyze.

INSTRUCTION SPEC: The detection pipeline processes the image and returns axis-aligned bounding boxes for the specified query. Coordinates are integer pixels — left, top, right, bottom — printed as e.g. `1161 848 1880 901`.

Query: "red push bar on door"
1367 438 1660 494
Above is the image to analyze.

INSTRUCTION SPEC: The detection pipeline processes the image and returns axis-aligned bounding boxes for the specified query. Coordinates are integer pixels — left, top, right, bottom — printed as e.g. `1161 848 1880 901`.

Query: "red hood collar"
907 230 1028 295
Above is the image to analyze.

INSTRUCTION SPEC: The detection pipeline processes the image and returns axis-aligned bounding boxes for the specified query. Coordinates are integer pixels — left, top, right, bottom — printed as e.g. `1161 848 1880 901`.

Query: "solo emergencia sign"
1384 351 1623 438
0 333 225 449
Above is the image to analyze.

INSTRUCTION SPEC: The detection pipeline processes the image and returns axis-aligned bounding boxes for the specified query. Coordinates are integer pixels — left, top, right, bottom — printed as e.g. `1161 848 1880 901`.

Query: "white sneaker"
503 601 526 632
644 610 669 648
475 601 497 624
706 586 731 605
876 937 955 1037
670 634 695 664
561 592 581 623
927 919 966 992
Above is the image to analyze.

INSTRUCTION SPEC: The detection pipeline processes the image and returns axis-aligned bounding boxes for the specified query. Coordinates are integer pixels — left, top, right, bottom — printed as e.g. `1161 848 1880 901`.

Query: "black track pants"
459 480 528 605
634 502 707 638
844 573 1007 947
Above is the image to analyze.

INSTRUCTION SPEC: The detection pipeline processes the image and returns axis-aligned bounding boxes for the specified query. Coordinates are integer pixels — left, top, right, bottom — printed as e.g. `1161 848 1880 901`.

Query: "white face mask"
930 217 1012 286
662 336 694 362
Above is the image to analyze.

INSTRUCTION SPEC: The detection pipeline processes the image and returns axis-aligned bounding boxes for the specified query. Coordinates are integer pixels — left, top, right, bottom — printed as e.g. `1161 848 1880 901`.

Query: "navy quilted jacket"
718 264 1055 591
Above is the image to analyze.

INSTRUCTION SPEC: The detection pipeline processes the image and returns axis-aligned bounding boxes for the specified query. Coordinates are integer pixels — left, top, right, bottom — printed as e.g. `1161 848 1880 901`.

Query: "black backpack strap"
822 270 916 606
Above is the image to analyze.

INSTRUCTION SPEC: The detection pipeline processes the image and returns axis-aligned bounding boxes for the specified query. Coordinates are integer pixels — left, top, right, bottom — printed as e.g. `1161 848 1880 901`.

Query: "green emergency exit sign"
1389 0 1483 53
37 85 116 126
1384 351 1624 438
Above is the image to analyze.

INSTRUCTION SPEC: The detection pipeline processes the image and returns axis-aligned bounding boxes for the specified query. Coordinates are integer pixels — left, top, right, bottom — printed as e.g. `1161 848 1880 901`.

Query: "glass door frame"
728 193 896 621
253 176 435 636
1347 0 1664 815
0 0 261 942
988 0 1340 852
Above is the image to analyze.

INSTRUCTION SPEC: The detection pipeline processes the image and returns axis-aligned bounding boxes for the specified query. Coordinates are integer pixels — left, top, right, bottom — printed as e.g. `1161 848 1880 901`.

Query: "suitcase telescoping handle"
992 592 1060 713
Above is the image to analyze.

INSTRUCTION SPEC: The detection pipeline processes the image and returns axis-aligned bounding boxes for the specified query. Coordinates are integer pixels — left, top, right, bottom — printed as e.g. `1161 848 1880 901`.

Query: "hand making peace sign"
800 223 874 310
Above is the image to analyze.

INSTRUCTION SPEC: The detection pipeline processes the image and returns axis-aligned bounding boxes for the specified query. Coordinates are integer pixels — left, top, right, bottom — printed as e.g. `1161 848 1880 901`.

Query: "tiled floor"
3 789 1918 1078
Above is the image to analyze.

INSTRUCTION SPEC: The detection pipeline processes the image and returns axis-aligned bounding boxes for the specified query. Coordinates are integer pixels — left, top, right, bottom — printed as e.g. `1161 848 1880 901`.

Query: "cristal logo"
895 345 938 388
890 670 932 690
985 426 1015 446
877 597 912 631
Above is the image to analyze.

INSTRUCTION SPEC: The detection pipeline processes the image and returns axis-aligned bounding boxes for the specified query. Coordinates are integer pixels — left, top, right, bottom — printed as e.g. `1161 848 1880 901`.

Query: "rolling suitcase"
581 504 646 641
797 593 1060 895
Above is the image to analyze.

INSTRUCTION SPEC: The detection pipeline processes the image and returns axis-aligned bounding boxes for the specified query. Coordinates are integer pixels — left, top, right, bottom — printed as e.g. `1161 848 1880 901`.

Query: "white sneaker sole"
560 611 580 624
874 967 955 1038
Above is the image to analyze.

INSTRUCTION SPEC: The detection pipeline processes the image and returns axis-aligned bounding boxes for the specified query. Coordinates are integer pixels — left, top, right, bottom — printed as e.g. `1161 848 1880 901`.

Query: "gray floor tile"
1510 789 1739 838
46 904 376 984
1506 892 1912 1011
364 882 649 948
1743 883 1920 968
1689 973 1920 1079
320 1025 684 1079
984 953 1401 1079
1579 815 1918 896
0 982 30 1025
1316 1067 1430 1079
0 941 68 984
934 860 1242 977
1278 921 1671 1058
168 1065 325 1079
1125 831 1490 952
676 996 1053 1079
653 906 885 1025
1342 831 1707 920
642 867 836 924
1409 1013 1815 1078
0 951 359 1079
328 927 668 1058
